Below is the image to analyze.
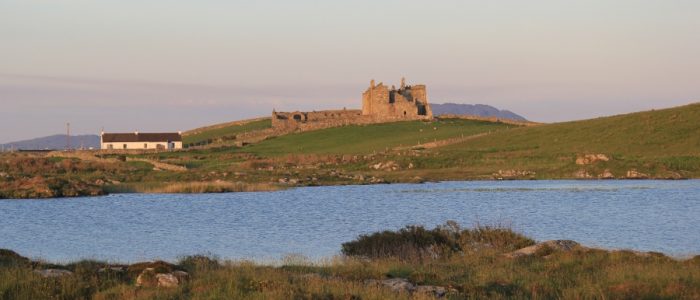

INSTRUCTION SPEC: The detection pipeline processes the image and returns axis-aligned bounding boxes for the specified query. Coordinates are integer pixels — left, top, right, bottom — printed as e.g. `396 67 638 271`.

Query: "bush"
341 225 458 261
341 222 535 261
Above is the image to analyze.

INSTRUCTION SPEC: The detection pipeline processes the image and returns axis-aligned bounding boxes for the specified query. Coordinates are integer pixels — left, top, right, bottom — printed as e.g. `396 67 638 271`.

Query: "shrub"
341 225 458 261
341 222 535 261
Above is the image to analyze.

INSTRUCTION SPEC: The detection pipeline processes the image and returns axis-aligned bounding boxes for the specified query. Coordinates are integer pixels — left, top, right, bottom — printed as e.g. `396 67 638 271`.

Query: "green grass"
243 119 515 156
183 119 272 146
409 102 700 179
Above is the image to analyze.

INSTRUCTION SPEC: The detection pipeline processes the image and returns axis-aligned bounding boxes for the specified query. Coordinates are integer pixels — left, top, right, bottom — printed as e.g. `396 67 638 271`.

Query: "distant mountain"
430 103 528 121
1 134 100 151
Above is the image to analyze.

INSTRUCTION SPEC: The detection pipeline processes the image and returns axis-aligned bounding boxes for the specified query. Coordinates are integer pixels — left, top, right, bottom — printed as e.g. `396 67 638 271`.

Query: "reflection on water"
0 180 698 263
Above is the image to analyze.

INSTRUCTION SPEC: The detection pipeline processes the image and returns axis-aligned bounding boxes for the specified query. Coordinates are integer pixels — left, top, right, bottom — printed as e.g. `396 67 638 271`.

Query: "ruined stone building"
362 78 432 119
272 78 432 131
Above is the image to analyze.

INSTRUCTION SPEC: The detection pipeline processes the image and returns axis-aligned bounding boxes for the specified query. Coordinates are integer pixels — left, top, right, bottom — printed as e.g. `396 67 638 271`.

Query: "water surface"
1 180 698 262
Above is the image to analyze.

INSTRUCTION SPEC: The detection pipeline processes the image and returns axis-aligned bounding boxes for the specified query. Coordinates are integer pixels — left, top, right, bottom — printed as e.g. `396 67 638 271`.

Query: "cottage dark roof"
101 133 182 143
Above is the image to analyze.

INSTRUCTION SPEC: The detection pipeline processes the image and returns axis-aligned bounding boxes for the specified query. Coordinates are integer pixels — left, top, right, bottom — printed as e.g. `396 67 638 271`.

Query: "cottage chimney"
135 131 139 135
178 131 182 135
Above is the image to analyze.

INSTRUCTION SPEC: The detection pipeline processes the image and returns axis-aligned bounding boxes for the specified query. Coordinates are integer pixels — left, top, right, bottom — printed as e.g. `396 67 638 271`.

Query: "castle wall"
272 78 432 132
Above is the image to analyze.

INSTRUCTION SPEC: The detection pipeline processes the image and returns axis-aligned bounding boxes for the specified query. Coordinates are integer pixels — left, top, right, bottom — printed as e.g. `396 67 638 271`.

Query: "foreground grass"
2 224 699 299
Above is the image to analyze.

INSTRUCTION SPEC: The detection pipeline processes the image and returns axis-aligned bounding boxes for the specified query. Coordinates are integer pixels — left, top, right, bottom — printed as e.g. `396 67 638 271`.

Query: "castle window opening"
293 114 302 121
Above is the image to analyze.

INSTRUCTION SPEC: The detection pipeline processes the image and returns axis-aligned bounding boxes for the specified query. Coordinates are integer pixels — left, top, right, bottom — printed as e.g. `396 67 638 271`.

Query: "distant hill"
1 134 100 151
430 103 528 121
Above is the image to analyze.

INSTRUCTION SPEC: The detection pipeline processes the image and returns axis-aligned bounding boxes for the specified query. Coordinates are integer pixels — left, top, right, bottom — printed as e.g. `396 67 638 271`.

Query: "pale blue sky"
1 0 699 142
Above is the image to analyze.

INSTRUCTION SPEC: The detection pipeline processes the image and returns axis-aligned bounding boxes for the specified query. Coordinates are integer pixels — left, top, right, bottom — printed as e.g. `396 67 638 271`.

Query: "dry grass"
1 223 700 299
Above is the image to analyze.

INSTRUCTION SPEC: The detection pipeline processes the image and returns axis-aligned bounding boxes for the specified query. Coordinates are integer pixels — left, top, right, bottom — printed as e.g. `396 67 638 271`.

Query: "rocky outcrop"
136 268 189 288
626 169 649 179
369 161 400 171
576 154 610 165
505 240 581 258
366 278 454 298
494 170 536 180
34 269 73 278
574 170 593 179
599 169 615 179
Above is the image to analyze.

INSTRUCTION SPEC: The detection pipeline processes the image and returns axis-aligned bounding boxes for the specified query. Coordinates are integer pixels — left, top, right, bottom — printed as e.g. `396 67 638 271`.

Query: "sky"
1 0 699 143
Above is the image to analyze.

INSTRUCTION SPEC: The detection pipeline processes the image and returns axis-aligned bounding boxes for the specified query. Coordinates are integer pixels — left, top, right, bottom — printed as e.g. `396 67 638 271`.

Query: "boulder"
135 268 158 287
494 170 536 179
574 170 593 179
367 278 454 297
172 270 190 283
626 170 649 179
599 169 615 179
414 285 449 297
135 267 188 288
369 161 400 171
576 154 610 165
505 240 581 258
34 269 73 278
368 278 415 293
156 273 179 288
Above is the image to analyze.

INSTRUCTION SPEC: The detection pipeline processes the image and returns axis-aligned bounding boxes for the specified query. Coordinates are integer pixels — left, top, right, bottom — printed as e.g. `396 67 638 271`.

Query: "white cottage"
100 132 183 150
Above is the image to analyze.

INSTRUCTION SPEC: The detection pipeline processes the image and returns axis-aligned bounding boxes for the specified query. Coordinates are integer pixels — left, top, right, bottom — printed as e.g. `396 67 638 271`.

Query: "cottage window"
144 143 148 149
123 144 127 149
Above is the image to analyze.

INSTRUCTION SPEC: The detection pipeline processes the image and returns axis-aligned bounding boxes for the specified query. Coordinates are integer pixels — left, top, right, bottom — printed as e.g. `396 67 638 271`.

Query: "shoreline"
1 177 695 200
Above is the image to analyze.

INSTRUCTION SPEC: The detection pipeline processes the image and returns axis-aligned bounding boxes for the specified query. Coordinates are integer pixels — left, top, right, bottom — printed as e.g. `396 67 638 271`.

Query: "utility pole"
66 122 71 151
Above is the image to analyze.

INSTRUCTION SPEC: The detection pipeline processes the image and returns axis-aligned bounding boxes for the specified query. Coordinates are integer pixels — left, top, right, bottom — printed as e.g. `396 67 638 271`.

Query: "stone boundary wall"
437 114 541 127
183 117 270 136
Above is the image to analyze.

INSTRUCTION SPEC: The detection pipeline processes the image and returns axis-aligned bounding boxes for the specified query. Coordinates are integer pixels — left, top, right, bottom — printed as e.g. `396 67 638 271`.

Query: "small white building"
100 131 183 150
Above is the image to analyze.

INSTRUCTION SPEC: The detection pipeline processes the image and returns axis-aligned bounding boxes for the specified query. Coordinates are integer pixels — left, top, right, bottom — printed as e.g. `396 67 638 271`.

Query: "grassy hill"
243 119 515 156
4 102 699 199
408 102 700 179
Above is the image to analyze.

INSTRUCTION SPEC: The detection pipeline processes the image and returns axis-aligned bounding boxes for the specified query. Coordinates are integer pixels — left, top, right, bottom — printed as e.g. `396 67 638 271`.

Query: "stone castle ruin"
272 78 432 131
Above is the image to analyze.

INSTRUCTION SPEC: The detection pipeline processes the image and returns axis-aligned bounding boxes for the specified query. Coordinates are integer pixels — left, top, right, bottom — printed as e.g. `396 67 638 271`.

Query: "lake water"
1 180 699 263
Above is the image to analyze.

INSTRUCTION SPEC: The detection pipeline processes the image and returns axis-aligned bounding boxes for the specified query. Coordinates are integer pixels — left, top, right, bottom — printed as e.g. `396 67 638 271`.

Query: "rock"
599 169 615 179
574 170 593 179
367 278 453 297
369 161 400 171
626 169 649 179
172 270 190 282
494 170 536 179
156 273 179 288
408 163 414 169
94 179 105 185
414 285 450 297
34 269 73 278
576 154 610 165
378 278 416 293
505 240 581 258
136 268 158 287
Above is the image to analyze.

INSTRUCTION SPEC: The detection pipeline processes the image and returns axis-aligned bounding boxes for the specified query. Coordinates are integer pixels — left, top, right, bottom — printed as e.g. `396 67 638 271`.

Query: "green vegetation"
2 103 700 199
341 222 535 261
182 118 271 146
245 119 513 155
1 224 699 299
412 102 700 179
